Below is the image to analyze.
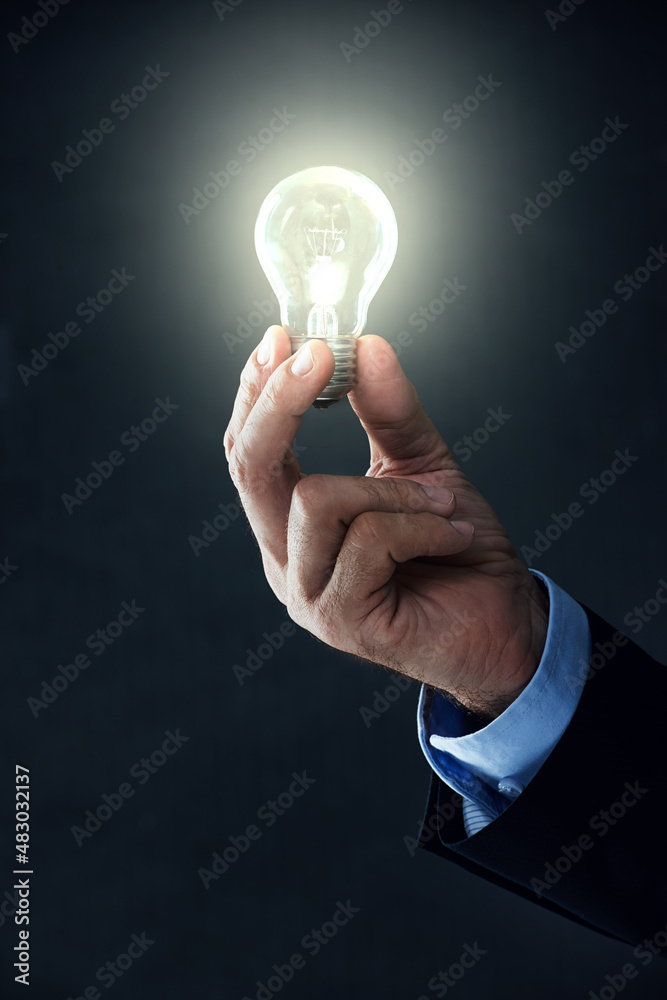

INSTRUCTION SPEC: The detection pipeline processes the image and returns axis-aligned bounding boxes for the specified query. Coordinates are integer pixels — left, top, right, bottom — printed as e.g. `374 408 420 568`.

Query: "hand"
224 326 548 720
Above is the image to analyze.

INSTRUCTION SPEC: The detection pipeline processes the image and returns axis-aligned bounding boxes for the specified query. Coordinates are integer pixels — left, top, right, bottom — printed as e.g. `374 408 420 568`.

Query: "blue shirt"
417 570 592 836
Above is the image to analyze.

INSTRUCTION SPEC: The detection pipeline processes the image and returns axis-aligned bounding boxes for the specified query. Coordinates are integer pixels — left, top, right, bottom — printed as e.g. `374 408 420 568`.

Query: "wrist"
528 572 550 666
491 571 549 718
453 571 550 723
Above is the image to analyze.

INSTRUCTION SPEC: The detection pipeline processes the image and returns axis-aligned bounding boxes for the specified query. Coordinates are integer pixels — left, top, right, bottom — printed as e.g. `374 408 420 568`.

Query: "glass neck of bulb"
307 304 339 337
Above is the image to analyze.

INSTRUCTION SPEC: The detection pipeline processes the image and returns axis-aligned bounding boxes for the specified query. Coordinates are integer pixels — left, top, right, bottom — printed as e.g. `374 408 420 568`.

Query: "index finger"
223 325 290 461
348 334 458 476
227 337 336 565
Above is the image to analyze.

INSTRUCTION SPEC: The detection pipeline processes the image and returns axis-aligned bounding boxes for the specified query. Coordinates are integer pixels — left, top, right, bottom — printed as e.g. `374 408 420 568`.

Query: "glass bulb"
254 165 398 409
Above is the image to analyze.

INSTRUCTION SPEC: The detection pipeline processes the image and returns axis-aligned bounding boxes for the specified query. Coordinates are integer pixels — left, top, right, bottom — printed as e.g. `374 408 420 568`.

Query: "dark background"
2 0 666 997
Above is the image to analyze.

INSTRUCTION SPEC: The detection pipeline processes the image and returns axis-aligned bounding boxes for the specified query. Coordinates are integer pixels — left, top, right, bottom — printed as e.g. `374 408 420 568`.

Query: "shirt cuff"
417 570 592 818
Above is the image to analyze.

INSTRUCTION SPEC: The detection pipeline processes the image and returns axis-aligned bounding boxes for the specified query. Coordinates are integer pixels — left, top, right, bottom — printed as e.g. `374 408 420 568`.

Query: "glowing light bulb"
254 165 398 409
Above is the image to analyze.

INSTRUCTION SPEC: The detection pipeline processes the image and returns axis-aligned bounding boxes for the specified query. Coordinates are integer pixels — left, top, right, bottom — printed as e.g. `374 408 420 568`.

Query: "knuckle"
227 444 251 495
312 610 338 647
237 373 258 412
263 561 287 604
284 594 299 622
358 475 421 514
348 511 382 549
291 474 329 520
356 476 383 509
396 478 424 512
284 592 308 629
258 376 283 415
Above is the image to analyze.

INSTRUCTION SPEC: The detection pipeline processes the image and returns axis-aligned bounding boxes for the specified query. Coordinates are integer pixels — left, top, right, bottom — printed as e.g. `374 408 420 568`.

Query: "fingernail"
451 520 474 536
421 485 454 505
256 330 271 366
291 343 314 376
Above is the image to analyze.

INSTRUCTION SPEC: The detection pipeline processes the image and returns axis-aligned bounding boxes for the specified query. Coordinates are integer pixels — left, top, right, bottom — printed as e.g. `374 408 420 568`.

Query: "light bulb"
254 165 398 409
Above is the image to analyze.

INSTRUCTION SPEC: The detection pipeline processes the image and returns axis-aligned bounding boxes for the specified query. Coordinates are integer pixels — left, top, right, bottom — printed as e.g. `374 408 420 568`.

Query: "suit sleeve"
418 604 667 948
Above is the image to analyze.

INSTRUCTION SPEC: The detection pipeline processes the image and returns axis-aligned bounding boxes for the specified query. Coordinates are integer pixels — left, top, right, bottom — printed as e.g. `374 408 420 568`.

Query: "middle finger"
286 474 456 599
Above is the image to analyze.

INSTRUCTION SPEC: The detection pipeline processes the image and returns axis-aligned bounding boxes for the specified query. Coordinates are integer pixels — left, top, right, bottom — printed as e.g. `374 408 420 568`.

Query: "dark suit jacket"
418 604 667 949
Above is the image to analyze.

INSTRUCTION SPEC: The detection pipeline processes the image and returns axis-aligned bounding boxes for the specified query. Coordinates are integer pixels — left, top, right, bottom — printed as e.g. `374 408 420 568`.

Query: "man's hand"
224 325 548 720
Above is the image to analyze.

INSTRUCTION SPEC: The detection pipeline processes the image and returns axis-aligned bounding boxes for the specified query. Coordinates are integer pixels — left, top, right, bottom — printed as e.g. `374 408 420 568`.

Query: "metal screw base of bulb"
289 336 357 410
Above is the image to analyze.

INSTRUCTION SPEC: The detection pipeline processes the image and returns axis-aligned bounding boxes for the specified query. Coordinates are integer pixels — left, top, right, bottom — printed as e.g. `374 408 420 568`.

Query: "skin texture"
224 326 548 720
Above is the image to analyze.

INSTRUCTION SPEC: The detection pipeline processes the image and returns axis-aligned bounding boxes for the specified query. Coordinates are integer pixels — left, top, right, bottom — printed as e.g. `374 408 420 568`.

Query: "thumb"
348 335 458 474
